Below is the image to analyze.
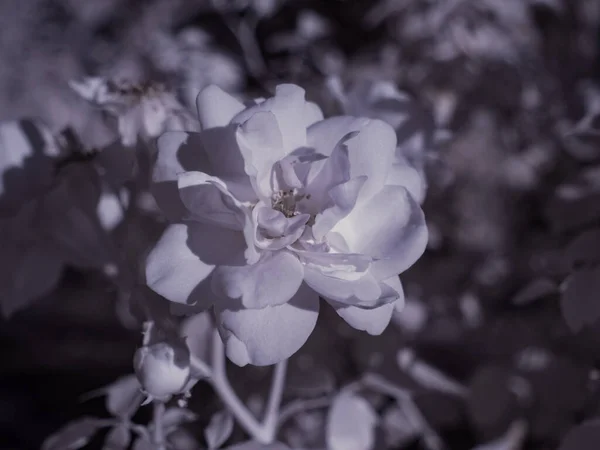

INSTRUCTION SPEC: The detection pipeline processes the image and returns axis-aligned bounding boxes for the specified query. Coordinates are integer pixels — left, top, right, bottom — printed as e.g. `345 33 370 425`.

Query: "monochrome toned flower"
146 84 428 366
70 77 200 147
327 77 434 204
133 338 191 401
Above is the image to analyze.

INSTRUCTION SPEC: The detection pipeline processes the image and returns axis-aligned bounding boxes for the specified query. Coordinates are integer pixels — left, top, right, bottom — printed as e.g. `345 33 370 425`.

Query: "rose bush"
146 84 428 366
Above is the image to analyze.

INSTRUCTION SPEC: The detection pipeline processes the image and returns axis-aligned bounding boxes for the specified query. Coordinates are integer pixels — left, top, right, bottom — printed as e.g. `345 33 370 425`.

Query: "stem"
152 401 167 450
360 373 412 401
262 359 288 439
235 18 269 80
210 0 268 80
210 329 268 443
209 329 289 444
360 373 445 450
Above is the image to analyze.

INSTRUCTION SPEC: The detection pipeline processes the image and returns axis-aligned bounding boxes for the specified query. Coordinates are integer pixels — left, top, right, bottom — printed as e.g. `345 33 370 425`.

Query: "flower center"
271 189 303 218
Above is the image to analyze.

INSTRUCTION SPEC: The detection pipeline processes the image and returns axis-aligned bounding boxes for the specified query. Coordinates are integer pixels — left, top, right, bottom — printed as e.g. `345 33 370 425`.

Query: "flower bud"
133 338 191 400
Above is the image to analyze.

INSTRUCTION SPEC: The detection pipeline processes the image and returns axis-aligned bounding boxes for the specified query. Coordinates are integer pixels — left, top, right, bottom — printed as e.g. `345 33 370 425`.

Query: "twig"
152 401 167 450
262 359 288 440
209 329 269 443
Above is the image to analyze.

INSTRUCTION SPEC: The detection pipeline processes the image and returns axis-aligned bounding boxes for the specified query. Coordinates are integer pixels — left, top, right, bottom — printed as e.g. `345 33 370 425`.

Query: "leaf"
102 375 143 419
545 192 600 233
102 425 130 450
467 366 519 439
326 392 378 450
204 410 234 449
0 119 60 215
169 428 200 450
42 417 103 450
558 419 600 450
397 349 468 397
565 228 600 268
162 407 197 434
511 278 558 306
94 140 136 188
41 166 119 270
560 267 600 332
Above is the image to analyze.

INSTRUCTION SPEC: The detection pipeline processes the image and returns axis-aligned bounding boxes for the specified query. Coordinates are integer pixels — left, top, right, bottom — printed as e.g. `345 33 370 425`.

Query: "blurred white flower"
145 84 428 366
133 337 191 401
69 77 200 147
266 10 333 53
369 0 540 64
177 28 245 110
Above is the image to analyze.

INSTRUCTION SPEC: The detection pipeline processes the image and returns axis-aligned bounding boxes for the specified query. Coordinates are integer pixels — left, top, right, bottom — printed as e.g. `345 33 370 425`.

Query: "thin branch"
360 373 412 401
262 359 288 439
152 401 167 450
209 329 269 443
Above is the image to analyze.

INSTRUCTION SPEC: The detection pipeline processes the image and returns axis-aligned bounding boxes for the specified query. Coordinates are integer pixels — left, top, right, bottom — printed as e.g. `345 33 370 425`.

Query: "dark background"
2 0 600 449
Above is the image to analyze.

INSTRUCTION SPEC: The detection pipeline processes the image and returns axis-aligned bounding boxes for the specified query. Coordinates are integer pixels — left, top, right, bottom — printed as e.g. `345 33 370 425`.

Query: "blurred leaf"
0 119 60 216
397 349 468 397
558 419 600 450
511 278 558 306
545 192 600 233
41 164 119 270
162 407 197 433
467 366 520 440
102 425 130 450
97 375 143 419
560 267 600 332
326 392 378 450
42 417 103 450
94 140 136 188
524 356 588 441
204 410 234 449
168 428 200 450
0 239 64 318
96 184 128 232
565 228 600 268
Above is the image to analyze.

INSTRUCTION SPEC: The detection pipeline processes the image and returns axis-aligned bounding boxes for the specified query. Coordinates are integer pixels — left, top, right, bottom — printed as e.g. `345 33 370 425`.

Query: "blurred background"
2 0 600 449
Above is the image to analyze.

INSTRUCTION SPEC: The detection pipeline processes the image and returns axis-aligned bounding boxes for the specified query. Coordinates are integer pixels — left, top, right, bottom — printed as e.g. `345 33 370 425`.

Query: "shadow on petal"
330 185 428 280
325 275 404 335
152 131 211 222
186 222 247 266
146 223 216 307
211 250 304 309
215 282 320 366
